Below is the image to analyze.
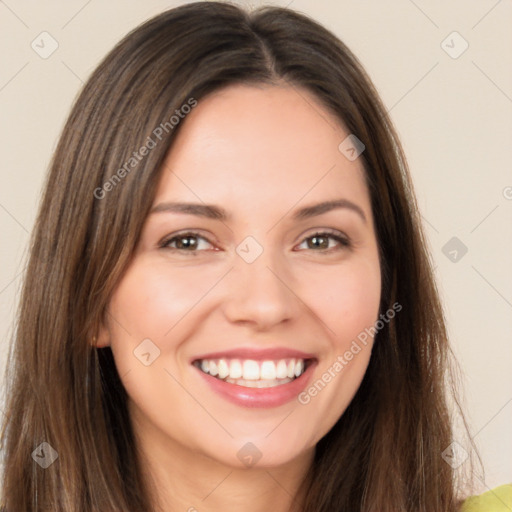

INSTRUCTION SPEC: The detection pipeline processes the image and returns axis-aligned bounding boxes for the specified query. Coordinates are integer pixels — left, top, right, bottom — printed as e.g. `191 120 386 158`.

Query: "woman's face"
100 84 381 469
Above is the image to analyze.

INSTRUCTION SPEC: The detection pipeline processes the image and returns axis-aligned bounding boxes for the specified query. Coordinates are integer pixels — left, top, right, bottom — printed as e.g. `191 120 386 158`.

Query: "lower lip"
194 361 317 408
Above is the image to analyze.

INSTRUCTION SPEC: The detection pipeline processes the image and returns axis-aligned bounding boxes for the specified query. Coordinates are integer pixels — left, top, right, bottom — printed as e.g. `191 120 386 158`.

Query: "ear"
91 313 111 348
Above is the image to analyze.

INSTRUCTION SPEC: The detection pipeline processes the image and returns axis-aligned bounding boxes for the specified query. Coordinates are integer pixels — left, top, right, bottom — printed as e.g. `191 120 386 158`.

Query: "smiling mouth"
192 358 314 388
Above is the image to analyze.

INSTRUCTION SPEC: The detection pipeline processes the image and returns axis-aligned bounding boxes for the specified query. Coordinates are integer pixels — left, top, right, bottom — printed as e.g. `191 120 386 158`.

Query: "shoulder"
460 484 512 512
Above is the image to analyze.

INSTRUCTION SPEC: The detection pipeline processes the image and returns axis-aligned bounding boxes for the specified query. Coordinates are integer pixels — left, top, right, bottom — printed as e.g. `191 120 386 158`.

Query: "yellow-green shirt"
2 485 511 511
461 484 512 511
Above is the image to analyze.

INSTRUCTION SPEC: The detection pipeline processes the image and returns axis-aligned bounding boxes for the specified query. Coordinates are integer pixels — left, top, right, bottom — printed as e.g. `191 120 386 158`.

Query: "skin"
96 83 382 512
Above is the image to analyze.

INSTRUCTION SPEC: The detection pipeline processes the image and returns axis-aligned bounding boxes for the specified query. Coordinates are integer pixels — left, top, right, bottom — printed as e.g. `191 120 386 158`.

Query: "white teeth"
276 360 288 379
229 359 243 379
209 360 218 377
225 377 293 388
294 359 304 377
260 361 277 380
217 359 229 379
242 360 260 380
287 359 296 379
196 357 309 383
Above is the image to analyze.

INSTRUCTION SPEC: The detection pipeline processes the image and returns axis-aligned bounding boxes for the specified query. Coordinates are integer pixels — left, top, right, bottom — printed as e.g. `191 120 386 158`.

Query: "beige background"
0 0 511 494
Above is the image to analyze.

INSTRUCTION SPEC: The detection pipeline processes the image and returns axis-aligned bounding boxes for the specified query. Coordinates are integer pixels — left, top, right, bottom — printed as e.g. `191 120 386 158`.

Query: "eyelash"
159 229 351 254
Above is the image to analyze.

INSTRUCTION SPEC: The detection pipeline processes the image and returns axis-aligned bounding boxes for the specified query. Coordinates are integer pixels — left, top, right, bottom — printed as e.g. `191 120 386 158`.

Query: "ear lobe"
91 321 111 348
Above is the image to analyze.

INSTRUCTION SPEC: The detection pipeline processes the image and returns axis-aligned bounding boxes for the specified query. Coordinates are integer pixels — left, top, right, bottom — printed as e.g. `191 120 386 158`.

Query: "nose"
221 247 301 331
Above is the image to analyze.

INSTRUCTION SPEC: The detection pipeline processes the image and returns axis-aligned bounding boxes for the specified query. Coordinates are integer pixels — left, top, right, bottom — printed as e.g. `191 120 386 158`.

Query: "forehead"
154 84 370 213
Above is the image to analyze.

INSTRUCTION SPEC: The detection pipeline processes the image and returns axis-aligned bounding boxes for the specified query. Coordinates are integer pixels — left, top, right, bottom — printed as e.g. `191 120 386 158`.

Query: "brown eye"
160 232 214 252
297 231 350 252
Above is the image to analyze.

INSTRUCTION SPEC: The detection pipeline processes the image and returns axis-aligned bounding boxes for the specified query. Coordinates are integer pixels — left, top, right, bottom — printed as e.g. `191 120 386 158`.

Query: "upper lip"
191 347 316 363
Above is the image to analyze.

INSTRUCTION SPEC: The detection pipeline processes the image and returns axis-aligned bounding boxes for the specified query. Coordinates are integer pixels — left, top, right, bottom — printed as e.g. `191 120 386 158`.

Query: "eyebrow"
149 198 367 223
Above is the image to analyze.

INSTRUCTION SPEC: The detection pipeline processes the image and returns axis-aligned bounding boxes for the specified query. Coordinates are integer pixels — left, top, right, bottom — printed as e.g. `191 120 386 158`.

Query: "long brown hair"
1 2 480 511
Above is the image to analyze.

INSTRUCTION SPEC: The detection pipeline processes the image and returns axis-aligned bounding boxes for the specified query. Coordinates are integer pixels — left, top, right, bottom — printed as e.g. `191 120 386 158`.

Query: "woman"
1 2 509 511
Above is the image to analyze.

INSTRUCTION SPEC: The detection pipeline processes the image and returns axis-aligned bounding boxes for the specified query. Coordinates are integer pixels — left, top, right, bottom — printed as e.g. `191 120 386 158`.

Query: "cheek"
106 261 219 423
295 256 381 430
106 259 224 382
306 256 381 345
108 259 218 343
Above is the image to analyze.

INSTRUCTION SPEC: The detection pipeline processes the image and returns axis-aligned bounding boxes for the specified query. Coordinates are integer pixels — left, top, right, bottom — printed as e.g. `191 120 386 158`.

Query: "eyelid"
159 230 217 251
294 228 351 250
159 228 351 253
298 227 348 242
